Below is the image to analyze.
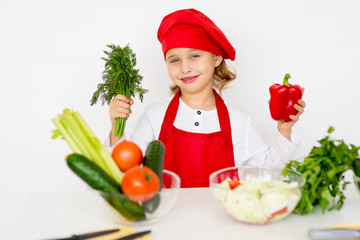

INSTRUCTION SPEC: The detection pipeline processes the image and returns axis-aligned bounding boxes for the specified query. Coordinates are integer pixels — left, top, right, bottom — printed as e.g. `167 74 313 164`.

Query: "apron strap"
213 90 234 150
159 90 180 143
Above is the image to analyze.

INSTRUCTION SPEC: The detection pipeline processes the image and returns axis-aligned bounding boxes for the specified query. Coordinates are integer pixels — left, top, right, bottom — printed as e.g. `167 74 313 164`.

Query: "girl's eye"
191 54 200 59
170 58 179 63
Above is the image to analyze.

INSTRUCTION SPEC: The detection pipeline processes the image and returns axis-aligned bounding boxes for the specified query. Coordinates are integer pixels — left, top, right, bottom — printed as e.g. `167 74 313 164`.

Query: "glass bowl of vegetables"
95 169 180 226
209 166 305 224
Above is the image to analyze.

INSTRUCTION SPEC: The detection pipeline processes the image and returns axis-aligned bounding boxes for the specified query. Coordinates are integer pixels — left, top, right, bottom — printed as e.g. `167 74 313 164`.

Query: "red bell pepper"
269 73 303 122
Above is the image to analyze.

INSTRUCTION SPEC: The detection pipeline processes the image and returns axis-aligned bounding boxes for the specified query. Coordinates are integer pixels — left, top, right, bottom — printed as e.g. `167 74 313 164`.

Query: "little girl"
107 8 306 188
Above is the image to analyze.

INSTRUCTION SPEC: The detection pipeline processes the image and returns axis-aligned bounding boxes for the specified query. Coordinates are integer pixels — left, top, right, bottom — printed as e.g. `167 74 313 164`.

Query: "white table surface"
16 184 360 240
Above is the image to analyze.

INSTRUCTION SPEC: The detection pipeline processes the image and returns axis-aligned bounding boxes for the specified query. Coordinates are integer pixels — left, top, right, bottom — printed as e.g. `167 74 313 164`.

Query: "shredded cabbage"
214 178 301 224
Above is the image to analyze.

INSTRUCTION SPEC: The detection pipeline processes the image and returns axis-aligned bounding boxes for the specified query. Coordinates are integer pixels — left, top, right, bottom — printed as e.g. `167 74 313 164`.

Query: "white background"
1 0 360 238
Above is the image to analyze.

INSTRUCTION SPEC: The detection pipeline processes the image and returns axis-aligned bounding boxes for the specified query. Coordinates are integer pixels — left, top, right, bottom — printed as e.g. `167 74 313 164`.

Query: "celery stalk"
73 111 123 184
52 117 81 153
59 114 93 161
52 109 123 184
60 110 109 173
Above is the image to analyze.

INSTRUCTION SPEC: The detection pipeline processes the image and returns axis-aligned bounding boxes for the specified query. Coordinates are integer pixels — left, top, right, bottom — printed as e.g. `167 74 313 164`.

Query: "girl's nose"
181 60 192 73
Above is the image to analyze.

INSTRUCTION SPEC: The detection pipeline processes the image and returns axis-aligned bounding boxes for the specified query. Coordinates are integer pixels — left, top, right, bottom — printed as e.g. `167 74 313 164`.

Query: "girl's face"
165 48 222 95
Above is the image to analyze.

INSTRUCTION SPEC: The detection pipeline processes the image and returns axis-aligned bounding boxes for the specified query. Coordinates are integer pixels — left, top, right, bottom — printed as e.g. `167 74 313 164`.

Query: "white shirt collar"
178 97 217 114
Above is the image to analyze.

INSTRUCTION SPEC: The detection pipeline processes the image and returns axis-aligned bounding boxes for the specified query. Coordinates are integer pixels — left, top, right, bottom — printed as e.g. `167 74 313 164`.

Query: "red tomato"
228 180 241 190
112 141 143 172
121 166 160 201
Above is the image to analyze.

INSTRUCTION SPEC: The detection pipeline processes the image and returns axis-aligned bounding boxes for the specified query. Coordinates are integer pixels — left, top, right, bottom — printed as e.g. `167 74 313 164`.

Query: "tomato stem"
145 173 153 182
141 168 153 182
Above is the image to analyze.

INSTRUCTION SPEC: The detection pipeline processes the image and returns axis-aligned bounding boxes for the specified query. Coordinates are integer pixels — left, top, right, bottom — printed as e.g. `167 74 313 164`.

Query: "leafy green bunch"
90 44 147 138
282 126 360 215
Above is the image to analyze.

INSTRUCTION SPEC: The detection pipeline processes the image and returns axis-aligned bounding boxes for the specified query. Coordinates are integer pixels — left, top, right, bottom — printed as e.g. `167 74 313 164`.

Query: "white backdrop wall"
1 0 360 237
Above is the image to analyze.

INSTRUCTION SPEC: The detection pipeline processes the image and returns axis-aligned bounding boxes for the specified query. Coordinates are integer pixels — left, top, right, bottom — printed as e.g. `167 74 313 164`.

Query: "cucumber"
104 194 146 222
143 140 165 213
143 140 165 187
66 153 121 194
66 153 145 221
143 193 161 213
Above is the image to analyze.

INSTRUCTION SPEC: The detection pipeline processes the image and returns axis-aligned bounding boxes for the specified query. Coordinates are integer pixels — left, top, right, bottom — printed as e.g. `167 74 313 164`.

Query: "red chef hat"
157 8 236 61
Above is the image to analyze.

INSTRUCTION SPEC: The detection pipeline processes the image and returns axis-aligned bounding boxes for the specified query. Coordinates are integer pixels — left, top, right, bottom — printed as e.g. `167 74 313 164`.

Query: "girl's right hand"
109 94 134 127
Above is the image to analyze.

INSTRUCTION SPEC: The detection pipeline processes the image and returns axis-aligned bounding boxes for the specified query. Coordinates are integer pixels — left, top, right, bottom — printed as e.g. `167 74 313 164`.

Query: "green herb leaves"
90 44 148 138
282 126 360 215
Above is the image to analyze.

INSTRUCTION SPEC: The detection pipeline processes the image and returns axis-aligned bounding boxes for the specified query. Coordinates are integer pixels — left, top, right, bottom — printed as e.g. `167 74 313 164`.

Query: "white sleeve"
129 111 156 155
270 129 301 165
243 119 300 167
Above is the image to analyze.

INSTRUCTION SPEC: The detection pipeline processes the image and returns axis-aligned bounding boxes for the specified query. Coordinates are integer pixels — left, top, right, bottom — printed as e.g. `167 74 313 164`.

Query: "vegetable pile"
90 44 147 138
52 109 165 222
282 127 360 215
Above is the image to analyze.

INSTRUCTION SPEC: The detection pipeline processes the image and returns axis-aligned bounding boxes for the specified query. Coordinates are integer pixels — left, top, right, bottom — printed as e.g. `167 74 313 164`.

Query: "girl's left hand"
277 99 306 140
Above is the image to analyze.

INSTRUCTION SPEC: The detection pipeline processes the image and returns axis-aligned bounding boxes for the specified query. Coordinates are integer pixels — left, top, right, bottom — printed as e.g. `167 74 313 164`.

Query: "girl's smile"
180 75 200 84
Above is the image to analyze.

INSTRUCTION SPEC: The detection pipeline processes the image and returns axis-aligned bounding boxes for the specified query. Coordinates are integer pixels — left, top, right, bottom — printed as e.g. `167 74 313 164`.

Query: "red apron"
159 90 235 188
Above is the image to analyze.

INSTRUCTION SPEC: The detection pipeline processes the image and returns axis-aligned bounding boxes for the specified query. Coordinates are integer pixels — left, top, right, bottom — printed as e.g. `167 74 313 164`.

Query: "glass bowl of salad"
209 166 305 224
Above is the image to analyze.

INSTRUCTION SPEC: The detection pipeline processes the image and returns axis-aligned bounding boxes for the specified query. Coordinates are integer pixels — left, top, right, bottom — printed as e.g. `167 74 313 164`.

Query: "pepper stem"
283 73 291 86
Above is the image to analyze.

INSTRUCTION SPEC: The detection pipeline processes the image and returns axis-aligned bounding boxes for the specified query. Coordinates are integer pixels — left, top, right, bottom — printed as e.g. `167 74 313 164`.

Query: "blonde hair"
170 59 236 95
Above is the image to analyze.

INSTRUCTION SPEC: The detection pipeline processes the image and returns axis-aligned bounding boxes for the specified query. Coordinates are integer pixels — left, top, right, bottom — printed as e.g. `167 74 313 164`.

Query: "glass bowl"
96 170 180 225
209 166 305 224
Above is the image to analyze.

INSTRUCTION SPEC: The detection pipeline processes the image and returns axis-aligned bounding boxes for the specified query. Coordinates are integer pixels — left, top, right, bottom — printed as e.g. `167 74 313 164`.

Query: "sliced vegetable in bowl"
210 166 304 224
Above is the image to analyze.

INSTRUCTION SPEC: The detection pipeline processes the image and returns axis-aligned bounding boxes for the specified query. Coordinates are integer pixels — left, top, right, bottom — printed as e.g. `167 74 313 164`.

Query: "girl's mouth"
180 75 199 83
